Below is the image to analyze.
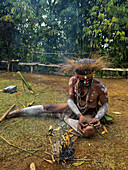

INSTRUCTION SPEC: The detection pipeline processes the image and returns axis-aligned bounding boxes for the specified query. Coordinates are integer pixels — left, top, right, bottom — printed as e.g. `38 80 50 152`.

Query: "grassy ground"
0 72 128 170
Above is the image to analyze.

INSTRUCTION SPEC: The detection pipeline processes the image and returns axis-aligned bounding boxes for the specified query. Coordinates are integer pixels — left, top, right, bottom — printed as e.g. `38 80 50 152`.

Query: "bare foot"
6 109 21 118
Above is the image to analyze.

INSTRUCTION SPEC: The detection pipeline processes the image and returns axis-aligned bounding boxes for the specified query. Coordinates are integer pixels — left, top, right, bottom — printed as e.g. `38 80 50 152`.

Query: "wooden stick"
28 101 35 107
0 134 33 153
0 104 16 122
0 135 43 157
44 158 53 164
72 158 91 161
44 151 52 156
48 137 55 162
48 136 53 145
63 129 81 136
0 120 21 133
30 162 36 170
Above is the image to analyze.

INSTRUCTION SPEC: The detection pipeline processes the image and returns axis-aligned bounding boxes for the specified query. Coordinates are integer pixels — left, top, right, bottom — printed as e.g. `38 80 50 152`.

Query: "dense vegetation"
0 0 128 67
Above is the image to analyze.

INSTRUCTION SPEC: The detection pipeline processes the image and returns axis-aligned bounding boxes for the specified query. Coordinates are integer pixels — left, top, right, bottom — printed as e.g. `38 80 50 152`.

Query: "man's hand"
77 122 84 134
78 114 88 127
89 117 101 129
77 115 96 137
77 114 88 134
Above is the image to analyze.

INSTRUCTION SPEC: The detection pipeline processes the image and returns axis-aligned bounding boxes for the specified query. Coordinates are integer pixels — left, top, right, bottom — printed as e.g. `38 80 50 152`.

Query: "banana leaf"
104 114 115 121
96 105 115 122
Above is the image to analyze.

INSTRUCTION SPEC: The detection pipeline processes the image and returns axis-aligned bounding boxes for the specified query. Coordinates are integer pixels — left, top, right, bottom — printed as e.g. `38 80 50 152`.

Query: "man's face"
78 70 93 86
79 77 93 86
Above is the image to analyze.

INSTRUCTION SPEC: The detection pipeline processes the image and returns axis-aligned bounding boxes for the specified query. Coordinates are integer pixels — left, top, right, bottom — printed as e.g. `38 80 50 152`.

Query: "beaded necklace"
76 80 92 110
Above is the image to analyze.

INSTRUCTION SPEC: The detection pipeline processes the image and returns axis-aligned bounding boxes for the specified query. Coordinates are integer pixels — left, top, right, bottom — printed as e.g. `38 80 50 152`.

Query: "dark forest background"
0 0 128 68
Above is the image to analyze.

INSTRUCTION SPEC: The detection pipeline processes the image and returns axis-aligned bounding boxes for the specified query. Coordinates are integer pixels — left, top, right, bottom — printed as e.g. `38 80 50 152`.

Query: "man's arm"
67 99 81 118
67 77 88 133
90 83 108 128
96 83 108 120
95 103 108 120
67 77 81 118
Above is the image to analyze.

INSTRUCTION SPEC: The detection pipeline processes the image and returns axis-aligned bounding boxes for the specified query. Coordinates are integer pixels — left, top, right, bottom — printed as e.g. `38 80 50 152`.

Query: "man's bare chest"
74 85 99 102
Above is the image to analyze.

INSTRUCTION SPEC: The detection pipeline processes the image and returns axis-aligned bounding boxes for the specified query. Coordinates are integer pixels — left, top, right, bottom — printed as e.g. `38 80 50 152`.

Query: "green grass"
0 72 128 170
0 76 62 164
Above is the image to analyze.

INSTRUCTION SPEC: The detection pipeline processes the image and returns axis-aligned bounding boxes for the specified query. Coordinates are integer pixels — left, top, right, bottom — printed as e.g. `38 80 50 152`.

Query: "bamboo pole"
17 71 34 93
0 104 15 122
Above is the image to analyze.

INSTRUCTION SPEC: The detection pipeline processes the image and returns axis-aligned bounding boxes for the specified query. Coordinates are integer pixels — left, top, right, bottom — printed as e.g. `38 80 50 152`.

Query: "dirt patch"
0 72 128 170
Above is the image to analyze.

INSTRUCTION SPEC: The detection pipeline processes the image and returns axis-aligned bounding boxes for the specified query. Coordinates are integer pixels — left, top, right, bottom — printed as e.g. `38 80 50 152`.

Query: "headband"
76 71 94 79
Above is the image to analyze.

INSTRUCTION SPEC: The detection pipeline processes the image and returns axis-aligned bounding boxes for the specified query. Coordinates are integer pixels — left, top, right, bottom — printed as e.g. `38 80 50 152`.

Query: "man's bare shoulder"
93 78 107 93
69 76 77 86
93 78 103 84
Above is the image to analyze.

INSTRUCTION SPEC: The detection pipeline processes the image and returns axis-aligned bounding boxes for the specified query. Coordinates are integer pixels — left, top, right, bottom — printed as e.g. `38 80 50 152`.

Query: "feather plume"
60 56 109 75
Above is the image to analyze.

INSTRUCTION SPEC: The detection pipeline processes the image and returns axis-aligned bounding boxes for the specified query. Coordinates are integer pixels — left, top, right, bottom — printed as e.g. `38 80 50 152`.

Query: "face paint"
79 77 93 86
76 71 94 86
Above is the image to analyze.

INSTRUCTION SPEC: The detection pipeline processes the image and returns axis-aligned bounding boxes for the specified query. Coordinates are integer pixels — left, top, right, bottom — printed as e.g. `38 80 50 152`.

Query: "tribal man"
5 58 108 137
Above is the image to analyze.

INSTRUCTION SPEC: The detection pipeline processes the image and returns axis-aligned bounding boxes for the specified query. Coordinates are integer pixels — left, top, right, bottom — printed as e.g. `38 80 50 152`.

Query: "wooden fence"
18 62 61 73
0 60 128 78
100 68 128 78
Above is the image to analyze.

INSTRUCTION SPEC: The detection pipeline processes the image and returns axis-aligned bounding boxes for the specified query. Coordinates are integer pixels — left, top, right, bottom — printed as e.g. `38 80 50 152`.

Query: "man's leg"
6 103 68 119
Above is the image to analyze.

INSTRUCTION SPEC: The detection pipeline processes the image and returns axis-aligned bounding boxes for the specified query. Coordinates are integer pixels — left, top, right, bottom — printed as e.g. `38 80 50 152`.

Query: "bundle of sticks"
46 122 78 163
52 134 74 163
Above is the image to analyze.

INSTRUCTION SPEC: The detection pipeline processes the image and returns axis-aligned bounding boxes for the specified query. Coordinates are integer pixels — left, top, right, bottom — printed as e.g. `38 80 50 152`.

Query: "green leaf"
112 17 118 23
91 12 97 17
107 7 110 12
87 18 90 22
116 31 121 36
113 112 122 115
11 7 15 13
114 24 119 30
98 13 105 19
120 36 125 41
122 31 125 36
108 0 114 7
108 23 112 30
105 114 115 121
92 6 99 12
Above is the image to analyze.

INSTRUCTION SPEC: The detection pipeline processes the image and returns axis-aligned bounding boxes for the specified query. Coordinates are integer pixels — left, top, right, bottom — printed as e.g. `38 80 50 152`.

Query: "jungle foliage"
0 0 128 67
